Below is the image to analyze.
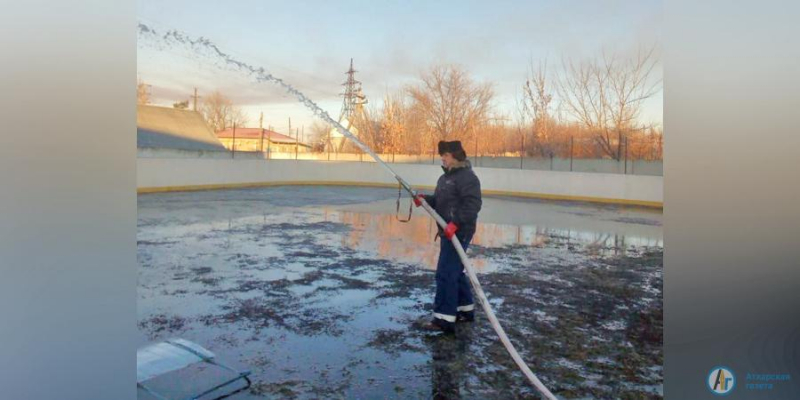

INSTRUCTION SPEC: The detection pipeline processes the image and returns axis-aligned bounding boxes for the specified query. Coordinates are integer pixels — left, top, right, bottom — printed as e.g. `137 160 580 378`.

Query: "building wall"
137 147 263 159
137 150 662 207
218 138 309 153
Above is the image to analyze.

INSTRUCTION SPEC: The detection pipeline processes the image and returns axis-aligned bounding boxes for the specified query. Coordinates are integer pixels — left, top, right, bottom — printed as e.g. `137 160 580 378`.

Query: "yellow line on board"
481 189 662 209
138 181 662 209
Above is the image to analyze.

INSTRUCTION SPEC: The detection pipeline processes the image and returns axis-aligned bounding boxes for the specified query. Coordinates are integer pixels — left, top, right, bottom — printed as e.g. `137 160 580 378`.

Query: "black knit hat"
438 140 466 160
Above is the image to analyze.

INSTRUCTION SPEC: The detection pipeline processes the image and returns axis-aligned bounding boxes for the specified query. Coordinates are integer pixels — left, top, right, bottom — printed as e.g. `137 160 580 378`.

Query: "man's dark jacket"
423 160 482 237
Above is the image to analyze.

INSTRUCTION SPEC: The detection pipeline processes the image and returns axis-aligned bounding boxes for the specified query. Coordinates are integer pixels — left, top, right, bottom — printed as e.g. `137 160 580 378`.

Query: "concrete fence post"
624 136 628 175
570 136 574 172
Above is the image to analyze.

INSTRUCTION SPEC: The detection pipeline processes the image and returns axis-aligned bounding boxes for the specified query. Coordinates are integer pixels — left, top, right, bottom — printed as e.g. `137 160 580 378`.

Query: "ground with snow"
137 186 663 399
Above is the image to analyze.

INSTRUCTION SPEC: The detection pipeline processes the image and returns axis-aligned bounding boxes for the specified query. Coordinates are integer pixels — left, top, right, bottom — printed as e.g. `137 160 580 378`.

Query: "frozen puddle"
138 186 663 399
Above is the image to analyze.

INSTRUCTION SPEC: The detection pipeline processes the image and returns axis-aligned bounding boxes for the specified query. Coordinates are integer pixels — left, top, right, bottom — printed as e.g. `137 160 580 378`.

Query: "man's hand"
413 194 425 207
444 222 458 240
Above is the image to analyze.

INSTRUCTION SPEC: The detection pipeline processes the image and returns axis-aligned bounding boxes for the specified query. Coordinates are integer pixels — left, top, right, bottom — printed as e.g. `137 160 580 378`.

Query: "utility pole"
231 122 236 159
295 128 299 160
259 112 264 153
191 87 200 111
337 59 368 151
288 117 295 160
520 128 525 169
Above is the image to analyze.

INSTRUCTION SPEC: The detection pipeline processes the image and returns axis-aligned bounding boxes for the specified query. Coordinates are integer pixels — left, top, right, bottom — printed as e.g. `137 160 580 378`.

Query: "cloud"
139 1 663 126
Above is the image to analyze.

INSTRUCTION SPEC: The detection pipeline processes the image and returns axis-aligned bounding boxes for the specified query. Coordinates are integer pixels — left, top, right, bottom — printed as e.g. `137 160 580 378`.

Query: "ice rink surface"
138 186 663 399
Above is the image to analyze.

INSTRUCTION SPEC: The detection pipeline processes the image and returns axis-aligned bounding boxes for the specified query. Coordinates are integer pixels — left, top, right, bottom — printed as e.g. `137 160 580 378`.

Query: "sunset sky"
137 0 662 135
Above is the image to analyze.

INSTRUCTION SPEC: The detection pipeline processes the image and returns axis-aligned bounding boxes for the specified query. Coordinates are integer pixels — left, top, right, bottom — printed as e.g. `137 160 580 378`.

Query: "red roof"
216 128 301 144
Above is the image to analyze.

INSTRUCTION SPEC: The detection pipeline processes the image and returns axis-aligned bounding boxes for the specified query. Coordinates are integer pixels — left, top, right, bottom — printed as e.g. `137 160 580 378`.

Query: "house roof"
137 105 227 151
216 128 310 146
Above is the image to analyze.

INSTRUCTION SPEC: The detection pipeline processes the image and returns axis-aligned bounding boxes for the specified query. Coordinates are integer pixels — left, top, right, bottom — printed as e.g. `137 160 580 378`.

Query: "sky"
137 0 662 135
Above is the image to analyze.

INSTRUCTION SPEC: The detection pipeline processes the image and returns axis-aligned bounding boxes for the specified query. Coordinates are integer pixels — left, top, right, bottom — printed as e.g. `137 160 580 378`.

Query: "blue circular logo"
707 366 735 395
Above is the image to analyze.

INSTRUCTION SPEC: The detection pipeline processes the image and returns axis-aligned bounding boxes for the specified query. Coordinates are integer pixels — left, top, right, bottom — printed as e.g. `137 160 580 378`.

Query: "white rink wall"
138 154 662 207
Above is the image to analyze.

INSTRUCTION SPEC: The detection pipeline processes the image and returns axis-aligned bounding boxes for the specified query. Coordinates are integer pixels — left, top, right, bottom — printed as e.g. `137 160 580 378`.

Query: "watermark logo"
708 366 736 395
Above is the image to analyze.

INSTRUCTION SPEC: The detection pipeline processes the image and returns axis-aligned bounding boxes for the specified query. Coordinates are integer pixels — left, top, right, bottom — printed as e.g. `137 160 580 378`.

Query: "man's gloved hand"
413 193 425 207
444 222 458 240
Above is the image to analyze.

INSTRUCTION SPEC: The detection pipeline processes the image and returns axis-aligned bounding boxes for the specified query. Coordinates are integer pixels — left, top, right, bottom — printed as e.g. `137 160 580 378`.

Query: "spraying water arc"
137 23 557 400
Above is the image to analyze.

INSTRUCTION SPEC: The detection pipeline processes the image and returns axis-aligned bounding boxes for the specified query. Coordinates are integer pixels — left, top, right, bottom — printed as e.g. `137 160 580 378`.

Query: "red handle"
444 222 458 239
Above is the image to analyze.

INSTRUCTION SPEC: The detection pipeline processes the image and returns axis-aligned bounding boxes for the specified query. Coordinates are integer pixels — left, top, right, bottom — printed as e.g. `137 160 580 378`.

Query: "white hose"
139 25 555 396
319 110 557 399
341 140 557 398
418 201 558 400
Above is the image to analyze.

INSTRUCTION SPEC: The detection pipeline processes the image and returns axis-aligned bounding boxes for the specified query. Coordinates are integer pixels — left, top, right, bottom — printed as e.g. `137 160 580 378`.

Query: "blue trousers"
433 233 474 322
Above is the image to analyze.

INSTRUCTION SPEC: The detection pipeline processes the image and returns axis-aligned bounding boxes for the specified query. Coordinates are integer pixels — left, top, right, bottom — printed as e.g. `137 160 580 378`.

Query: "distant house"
137 105 227 152
215 128 311 153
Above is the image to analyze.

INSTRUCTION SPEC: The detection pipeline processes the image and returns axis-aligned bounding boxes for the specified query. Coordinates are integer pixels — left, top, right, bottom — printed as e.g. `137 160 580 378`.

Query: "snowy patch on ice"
602 320 627 331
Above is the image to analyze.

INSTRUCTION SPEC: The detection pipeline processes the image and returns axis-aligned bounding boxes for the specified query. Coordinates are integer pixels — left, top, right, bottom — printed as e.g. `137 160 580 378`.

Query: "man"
413 140 482 334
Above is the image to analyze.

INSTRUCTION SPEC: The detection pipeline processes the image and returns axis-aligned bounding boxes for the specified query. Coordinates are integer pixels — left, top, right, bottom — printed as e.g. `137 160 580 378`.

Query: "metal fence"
222 134 662 176
221 150 661 176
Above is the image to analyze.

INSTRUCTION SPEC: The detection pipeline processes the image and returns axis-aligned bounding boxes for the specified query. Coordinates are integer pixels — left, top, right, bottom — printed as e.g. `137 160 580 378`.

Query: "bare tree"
522 60 556 156
335 102 379 154
628 126 663 161
380 93 406 155
308 121 331 152
137 78 150 105
557 46 660 160
401 99 432 155
200 90 248 132
514 92 532 157
407 65 494 142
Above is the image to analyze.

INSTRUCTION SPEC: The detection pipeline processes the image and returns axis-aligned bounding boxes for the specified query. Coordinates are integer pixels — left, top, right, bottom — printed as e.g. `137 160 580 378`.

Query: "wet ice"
138 186 663 399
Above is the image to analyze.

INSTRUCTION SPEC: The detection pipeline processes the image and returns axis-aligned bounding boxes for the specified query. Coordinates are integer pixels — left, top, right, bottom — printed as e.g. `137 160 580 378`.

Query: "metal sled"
137 338 251 400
